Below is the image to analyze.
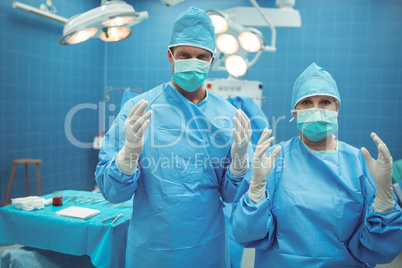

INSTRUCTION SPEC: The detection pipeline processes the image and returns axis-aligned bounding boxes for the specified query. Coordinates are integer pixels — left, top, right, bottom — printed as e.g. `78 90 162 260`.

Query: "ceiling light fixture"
59 1 148 45
12 1 148 45
206 8 273 78
206 0 301 78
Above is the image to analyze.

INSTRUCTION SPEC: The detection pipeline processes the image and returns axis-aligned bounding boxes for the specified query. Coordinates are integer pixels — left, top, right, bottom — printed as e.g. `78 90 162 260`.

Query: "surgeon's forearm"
373 185 395 214
95 159 140 203
232 193 276 249
229 160 249 177
220 169 243 203
116 150 138 175
248 174 267 204
248 189 266 204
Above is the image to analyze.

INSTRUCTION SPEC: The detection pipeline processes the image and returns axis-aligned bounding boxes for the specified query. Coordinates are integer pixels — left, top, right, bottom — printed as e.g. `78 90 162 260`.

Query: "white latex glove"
116 100 152 175
361 132 394 214
248 128 282 204
230 109 252 177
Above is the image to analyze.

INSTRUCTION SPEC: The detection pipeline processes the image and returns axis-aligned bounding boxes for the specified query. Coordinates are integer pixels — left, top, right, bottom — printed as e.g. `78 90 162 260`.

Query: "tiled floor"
1 244 401 267
377 252 402 268
241 249 402 268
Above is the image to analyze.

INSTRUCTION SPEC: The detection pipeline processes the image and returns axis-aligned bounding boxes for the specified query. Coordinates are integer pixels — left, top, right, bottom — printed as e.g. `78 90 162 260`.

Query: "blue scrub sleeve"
348 203 402 264
231 189 276 250
347 157 402 264
220 170 243 203
96 157 140 204
221 144 254 203
230 144 281 250
95 104 141 204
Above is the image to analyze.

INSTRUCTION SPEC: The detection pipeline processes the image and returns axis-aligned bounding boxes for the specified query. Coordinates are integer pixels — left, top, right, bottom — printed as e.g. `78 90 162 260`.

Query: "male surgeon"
95 7 253 267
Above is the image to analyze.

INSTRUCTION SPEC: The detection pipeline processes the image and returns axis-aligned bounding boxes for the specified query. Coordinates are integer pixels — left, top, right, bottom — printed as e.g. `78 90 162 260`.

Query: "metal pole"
12 1 68 24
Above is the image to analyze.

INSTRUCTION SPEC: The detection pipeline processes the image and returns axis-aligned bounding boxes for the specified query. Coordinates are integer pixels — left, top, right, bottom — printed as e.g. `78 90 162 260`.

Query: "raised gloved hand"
361 132 394 214
248 128 282 204
116 100 152 175
230 109 252 177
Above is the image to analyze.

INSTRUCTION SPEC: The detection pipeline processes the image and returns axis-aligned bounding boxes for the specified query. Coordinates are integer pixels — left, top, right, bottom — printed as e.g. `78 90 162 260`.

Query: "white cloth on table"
11 196 51 211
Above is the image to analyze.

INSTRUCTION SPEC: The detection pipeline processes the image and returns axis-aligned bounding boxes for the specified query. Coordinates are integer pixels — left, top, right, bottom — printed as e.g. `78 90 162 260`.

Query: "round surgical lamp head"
225 55 248 77
206 10 229 34
66 27 98 44
238 30 265 53
100 27 131 42
209 15 228 34
102 16 136 27
216 34 239 54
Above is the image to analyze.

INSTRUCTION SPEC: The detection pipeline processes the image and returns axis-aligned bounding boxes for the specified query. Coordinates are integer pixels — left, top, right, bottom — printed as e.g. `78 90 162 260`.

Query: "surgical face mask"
294 108 338 142
170 51 212 92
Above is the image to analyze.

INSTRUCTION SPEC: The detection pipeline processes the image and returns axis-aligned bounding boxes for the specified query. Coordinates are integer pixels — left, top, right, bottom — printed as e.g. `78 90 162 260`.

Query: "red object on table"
52 196 63 206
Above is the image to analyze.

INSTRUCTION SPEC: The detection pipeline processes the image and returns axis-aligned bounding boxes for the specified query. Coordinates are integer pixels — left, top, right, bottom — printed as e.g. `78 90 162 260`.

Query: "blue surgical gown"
96 83 252 267
232 137 402 267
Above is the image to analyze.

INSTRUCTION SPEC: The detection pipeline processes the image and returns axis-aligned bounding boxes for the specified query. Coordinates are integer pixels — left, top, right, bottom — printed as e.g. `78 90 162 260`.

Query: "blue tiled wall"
0 0 104 204
106 0 402 161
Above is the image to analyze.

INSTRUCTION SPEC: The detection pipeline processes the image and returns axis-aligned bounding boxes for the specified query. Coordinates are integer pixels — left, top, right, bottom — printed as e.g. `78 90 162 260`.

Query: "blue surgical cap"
291 63 341 110
168 7 215 55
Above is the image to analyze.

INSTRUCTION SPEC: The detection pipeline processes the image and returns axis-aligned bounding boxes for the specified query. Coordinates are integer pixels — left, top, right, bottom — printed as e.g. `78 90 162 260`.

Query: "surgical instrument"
101 213 123 224
67 196 77 203
79 197 94 205
91 198 105 204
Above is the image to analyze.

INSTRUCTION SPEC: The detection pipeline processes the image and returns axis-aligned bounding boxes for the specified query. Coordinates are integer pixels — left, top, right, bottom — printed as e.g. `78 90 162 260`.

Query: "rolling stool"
3 159 43 206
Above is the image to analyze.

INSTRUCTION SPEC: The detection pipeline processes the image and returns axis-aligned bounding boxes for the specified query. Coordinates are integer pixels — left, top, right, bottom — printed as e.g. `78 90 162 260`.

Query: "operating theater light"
67 27 98 45
59 0 148 45
239 31 263 52
206 0 304 78
209 15 228 34
102 16 136 27
12 0 148 45
100 27 131 42
225 56 248 78
216 34 239 54
206 9 274 78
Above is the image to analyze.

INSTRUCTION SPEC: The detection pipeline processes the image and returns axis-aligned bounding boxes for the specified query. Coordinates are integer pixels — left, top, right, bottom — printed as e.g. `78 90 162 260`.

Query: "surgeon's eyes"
177 53 190 59
176 53 211 61
300 100 312 105
197 55 211 61
320 100 332 105
300 99 332 106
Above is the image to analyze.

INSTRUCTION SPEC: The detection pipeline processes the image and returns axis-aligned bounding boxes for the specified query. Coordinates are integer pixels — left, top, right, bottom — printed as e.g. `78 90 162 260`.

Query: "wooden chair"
3 159 43 206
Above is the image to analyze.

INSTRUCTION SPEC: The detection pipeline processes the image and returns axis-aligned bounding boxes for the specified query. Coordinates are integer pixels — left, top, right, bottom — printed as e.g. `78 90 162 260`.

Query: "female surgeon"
231 63 402 267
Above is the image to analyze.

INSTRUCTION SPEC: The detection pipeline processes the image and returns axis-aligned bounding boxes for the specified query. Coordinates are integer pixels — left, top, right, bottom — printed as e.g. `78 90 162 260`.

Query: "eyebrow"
195 52 211 57
175 49 211 57
318 97 335 101
302 97 334 101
